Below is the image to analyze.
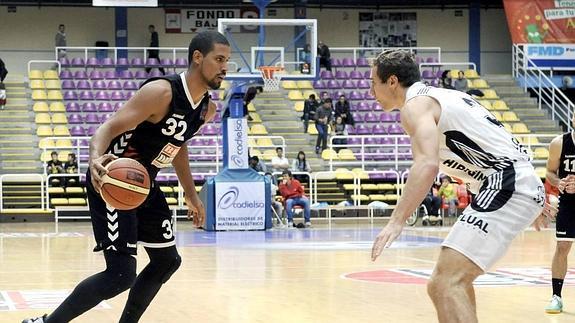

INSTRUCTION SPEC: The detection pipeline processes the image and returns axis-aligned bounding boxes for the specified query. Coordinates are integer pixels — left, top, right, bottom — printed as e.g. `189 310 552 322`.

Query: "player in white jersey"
369 50 557 322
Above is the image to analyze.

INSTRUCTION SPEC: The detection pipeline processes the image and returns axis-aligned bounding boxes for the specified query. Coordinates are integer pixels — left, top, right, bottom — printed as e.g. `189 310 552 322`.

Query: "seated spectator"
422 184 442 217
332 116 348 152
64 153 79 186
222 86 261 120
335 95 354 126
299 43 312 73
271 147 290 172
302 94 318 134
438 175 458 217
453 71 468 92
318 41 332 71
265 172 284 224
315 98 332 154
292 150 311 173
46 151 64 186
0 82 5 111
279 170 311 227
249 155 267 173
440 70 455 90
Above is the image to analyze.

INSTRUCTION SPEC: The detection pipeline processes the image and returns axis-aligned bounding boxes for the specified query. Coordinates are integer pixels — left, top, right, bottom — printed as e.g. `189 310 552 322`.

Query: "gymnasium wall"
0 6 511 75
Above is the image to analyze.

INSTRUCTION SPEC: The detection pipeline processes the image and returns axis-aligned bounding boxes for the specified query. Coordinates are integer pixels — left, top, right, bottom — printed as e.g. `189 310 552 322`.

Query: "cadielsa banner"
503 0 575 43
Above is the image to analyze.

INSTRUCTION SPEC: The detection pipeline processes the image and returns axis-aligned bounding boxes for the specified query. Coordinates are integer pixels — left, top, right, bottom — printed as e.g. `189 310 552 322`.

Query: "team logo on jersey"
151 143 181 168
444 130 513 171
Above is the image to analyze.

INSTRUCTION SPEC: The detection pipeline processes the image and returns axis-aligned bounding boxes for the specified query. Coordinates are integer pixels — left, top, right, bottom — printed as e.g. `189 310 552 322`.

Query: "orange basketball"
100 158 150 210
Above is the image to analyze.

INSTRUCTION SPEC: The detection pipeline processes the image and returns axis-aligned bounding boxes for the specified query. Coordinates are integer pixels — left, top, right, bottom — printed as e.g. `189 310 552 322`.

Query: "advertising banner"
215 181 266 230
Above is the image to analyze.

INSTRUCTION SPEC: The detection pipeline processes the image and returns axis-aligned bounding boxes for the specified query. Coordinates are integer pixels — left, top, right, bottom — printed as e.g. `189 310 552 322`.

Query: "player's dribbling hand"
371 221 404 261
186 195 205 228
89 154 117 194
559 175 575 194
532 201 558 231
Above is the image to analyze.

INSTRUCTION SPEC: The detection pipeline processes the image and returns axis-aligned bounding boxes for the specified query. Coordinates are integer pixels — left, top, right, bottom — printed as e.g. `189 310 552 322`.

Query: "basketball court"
0 220 573 322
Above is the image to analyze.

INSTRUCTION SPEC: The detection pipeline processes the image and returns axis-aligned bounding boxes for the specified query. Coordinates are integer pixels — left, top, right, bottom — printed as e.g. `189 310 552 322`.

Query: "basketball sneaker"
545 295 563 314
305 222 312 228
22 314 47 323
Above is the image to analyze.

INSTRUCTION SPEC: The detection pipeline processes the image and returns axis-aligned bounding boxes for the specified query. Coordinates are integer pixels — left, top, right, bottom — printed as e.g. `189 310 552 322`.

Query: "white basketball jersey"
405 82 531 192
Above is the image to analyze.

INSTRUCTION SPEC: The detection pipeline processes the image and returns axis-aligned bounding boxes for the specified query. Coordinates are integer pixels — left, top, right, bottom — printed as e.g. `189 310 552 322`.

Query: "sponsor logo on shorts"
459 214 489 233
127 243 137 248
557 231 567 235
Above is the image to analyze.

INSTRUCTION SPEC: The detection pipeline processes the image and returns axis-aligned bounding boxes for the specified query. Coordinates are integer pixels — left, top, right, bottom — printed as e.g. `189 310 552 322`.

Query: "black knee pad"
146 247 181 283
104 251 137 295
160 254 181 283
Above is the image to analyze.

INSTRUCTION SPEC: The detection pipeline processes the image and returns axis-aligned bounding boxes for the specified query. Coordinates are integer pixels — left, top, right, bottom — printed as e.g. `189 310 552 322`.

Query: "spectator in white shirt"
271 147 290 172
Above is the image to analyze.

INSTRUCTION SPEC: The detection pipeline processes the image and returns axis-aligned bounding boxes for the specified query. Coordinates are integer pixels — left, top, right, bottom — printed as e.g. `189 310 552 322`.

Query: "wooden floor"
0 220 574 323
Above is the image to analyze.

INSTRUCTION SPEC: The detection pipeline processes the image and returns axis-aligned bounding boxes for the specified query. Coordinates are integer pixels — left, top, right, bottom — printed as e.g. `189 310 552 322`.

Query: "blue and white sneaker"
545 295 563 314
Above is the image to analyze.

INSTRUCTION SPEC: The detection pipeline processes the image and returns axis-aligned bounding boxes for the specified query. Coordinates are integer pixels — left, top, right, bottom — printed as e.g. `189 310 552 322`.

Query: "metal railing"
512 44 574 132
298 46 442 63
419 62 477 71
28 60 61 75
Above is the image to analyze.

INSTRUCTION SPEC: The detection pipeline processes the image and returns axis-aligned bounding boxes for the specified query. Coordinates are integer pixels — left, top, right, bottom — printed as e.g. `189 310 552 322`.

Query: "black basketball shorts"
556 198 575 240
86 171 175 255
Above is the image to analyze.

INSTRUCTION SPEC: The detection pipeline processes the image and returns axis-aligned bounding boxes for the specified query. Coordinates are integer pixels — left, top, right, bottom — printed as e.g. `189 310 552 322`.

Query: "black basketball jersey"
106 73 209 179
559 132 575 201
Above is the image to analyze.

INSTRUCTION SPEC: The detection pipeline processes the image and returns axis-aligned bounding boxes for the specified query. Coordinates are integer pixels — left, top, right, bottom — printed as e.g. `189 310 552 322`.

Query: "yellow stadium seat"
47 90 63 100
247 102 256 112
369 194 386 201
66 187 84 194
361 184 379 190
307 124 317 134
30 80 45 89
281 80 298 90
248 113 262 122
68 198 87 206
29 70 43 79
256 138 273 147
51 113 68 124
338 149 356 160
53 125 70 136
33 102 49 112
535 167 546 178
39 139 56 149
343 184 358 190
220 81 230 90
303 90 318 99
249 148 262 158
58 151 71 161
294 101 305 112
48 187 65 194
502 111 519 122
50 198 69 206
502 123 512 133
247 138 257 147
378 183 395 190
491 111 503 121
383 194 399 201
297 80 313 89
32 90 47 100
352 168 369 179
160 186 174 194
335 168 353 179
512 123 530 134
262 149 276 161
37 126 53 136
492 100 509 110
166 197 178 205
250 124 268 135
449 70 461 79
471 79 489 89
288 90 304 100
49 102 66 112
43 70 59 79
35 113 51 124
55 139 73 148
464 69 479 79
45 80 61 89
351 194 369 201
478 100 492 110
40 151 52 162
533 147 549 159
321 149 338 160
482 89 499 99
521 136 539 145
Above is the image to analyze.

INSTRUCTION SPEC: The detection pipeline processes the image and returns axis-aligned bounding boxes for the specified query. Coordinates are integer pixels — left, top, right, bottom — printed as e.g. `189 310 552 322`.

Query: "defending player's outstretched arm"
372 96 440 261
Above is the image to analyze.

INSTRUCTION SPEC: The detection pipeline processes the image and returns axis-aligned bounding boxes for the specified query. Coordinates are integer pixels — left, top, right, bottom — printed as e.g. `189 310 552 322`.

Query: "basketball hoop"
258 66 285 92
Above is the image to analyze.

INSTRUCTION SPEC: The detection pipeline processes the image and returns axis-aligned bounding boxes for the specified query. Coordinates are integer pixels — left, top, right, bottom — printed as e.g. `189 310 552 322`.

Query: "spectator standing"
318 41 332 71
279 170 311 228
146 25 166 75
315 98 333 154
55 24 67 60
302 94 318 133
271 147 290 172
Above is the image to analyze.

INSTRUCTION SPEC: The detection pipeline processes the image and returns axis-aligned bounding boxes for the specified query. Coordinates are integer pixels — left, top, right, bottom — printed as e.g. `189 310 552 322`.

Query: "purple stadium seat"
369 171 386 179
215 102 223 111
71 57 85 67
398 148 412 160
327 80 340 89
92 80 106 90
123 81 138 90
70 126 86 136
349 91 362 100
63 91 78 100
104 70 116 79
86 57 99 68
61 80 75 89
331 58 341 68
422 70 434 79
118 70 134 79
435 70 444 79
160 58 174 68
82 102 97 112
210 91 220 100
364 91 375 100
372 102 383 111
98 102 114 112
134 70 148 79
73 80 88 90
59 58 70 67
331 91 345 100
110 91 124 101
426 57 438 63
202 125 219 135
363 70 371 79
84 113 100 124
320 70 333 79
66 102 80 112
341 57 355 67
357 79 370 89
313 80 325 89
101 57 114 68
124 91 136 99
355 101 370 111
205 138 217 147
372 124 387 134
347 137 361 145
79 90 94 100
95 91 110 100
73 70 88 79
387 124 404 134
356 57 369 67
381 137 394 146
349 70 363 80
114 102 124 111
342 80 356 89
364 137 379 146
416 56 423 65
335 70 348 79
148 70 163 78
190 138 203 146
351 112 363 123
86 126 97 136
68 114 82 124
88 70 104 80
355 124 370 135
100 113 112 123
431 79 440 87
212 113 222 123
116 57 129 67
78 139 89 147
398 137 411 146
175 58 188 68
364 112 378 123
347 126 357 135
145 58 159 67
59 70 72 79
107 80 122 90
380 113 394 122
131 57 145 67
394 112 401 122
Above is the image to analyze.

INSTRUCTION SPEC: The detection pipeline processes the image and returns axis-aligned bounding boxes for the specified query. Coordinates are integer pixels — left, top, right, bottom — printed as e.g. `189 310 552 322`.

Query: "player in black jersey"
545 130 575 314
23 31 230 323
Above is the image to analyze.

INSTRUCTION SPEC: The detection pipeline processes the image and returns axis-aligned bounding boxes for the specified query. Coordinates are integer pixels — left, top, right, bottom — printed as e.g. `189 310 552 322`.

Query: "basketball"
100 158 151 210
